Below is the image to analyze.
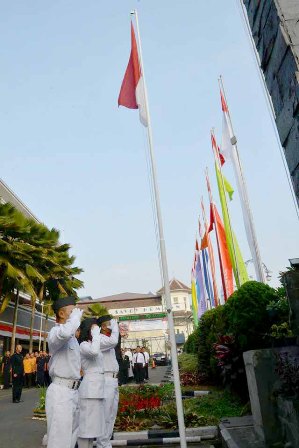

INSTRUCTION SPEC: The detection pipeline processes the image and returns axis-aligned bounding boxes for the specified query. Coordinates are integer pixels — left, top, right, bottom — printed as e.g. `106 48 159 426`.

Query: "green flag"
215 163 249 287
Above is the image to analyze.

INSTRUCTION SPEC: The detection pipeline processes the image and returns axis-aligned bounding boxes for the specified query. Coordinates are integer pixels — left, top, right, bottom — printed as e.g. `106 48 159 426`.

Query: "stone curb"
111 436 202 445
113 426 218 440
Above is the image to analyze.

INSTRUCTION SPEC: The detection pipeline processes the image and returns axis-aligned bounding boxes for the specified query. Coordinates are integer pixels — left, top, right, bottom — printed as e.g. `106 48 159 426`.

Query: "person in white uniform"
124 348 134 380
78 318 106 448
96 315 119 448
46 296 83 448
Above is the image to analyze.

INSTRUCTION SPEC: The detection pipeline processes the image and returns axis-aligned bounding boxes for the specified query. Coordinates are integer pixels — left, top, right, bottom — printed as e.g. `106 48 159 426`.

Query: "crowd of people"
118 346 150 385
1 348 51 401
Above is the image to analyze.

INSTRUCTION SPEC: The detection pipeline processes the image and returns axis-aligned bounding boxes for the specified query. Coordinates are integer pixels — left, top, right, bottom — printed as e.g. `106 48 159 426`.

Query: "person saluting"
45 296 83 448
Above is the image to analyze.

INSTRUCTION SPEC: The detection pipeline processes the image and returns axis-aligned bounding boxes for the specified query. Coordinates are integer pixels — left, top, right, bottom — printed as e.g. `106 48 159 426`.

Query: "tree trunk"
43 314 49 351
10 290 20 353
29 297 36 353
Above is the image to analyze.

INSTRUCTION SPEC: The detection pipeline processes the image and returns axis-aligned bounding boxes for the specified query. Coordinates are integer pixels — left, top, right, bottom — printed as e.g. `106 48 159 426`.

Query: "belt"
104 372 118 378
53 377 81 390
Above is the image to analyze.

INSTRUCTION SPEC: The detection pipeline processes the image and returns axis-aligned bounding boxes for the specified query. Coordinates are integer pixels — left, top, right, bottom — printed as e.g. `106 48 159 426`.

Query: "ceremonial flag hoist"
118 11 187 448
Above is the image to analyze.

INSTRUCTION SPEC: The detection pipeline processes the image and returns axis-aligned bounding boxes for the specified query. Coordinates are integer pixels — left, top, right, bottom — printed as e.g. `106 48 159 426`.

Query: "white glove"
91 325 101 338
110 319 118 330
69 308 83 328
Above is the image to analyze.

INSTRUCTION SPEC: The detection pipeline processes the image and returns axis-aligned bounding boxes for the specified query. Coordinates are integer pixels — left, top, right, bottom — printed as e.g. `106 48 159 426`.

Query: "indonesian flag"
118 22 148 127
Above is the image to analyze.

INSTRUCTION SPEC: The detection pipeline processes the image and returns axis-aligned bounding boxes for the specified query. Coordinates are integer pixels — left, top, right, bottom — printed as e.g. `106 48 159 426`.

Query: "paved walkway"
0 387 46 448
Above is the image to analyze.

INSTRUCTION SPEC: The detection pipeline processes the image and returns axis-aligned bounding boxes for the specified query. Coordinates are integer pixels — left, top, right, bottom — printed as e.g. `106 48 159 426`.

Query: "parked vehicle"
152 352 168 366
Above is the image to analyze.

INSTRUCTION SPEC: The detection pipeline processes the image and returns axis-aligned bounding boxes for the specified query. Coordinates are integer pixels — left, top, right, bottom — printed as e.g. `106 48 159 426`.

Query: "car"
152 352 168 366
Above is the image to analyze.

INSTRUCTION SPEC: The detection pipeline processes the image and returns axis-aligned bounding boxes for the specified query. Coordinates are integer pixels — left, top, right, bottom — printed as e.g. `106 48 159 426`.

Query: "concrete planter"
277 396 299 448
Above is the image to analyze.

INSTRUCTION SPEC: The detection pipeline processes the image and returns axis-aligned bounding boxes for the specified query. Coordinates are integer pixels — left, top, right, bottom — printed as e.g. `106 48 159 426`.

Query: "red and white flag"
118 22 148 127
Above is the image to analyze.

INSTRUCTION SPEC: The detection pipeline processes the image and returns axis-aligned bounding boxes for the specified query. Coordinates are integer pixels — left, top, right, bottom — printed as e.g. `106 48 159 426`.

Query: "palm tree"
83 303 109 318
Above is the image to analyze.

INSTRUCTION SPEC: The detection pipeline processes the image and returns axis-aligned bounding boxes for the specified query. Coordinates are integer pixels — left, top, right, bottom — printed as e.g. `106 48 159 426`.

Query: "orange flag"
208 203 234 300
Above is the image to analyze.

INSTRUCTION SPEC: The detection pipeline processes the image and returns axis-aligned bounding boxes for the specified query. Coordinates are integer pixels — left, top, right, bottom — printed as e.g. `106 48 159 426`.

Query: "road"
0 366 169 448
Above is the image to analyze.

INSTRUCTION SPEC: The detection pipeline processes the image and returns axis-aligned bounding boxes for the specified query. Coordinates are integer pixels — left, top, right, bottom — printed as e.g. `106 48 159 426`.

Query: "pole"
211 129 241 287
219 77 265 282
38 301 44 352
131 10 187 448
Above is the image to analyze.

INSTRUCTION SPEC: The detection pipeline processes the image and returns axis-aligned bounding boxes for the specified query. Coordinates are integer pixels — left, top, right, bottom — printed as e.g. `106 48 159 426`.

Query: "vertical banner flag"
212 133 249 287
201 200 219 307
220 84 264 283
118 23 148 126
195 240 207 317
191 268 199 326
199 219 215 308
208 203 234 299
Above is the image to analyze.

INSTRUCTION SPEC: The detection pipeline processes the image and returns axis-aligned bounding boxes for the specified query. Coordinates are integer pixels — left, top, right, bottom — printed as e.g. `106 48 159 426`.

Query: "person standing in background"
132 346 145 384
36 351 46 387
141 347 149 381
23 353 32 388
30 353 36 386
1 351 11 389
124 348 134 382
10 345 24 403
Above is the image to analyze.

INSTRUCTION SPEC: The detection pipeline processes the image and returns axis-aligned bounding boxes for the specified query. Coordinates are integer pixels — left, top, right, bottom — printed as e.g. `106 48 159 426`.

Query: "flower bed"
115 385 245 431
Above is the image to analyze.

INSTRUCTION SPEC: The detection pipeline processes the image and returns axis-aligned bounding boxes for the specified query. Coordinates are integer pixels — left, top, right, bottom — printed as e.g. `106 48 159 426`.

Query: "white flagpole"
131 10 187 448
219 76 265 283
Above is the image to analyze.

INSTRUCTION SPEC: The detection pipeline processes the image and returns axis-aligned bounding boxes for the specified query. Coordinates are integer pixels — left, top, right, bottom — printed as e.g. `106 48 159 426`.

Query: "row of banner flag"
116 17 264 327
191 83 263 325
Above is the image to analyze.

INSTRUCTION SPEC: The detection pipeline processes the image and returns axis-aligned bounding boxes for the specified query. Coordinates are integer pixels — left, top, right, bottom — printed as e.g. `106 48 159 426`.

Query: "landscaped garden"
115 384 244 431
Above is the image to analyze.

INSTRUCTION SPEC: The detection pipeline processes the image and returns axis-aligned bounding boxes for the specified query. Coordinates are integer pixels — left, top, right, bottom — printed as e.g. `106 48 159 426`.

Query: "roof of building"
91 292 161 304
156 278 191 294
0 179 40 222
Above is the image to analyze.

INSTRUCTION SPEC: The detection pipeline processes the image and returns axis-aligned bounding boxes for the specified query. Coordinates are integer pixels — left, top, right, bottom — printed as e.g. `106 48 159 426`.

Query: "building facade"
0 179 55 355
79 278 194 354
157 278 194 346
243 0 299 204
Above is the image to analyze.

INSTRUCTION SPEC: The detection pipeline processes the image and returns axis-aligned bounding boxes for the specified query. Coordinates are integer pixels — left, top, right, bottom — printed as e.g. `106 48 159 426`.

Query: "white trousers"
46 383 79 448
97 377 119 448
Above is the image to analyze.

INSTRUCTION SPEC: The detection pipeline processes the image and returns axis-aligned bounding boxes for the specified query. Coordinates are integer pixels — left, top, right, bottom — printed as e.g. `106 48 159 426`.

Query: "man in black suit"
10 344 24 403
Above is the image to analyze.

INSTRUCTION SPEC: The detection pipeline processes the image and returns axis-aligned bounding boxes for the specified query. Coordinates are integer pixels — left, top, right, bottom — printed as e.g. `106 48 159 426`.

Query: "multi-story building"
0 179 55 354
157 278 194 347
79 278 194 354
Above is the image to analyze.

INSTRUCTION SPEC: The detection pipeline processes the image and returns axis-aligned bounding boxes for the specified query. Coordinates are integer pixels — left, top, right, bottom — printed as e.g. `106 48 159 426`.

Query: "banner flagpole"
219 76 265 283
131 10 187 447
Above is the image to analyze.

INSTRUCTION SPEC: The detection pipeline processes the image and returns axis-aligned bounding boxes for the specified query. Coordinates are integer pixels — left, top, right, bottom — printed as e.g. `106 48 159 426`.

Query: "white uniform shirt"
48 317 81 380
133 352 145 366
80 334 105 399
100 324 119 373
143 351 150 364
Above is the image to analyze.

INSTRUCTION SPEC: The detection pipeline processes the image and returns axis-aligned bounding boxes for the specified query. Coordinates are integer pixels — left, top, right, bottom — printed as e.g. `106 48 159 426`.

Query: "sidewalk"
0 387 46 448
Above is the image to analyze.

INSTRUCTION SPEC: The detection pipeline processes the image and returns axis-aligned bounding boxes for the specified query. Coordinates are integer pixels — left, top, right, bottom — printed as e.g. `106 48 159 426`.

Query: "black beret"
97 314 113 326
52 296 76 313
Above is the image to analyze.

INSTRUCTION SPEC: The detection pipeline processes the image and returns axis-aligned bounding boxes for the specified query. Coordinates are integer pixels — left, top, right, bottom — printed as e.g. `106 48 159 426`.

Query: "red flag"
211 133 225 166
201 232 209 250
118 23 148 126
220 89 228 113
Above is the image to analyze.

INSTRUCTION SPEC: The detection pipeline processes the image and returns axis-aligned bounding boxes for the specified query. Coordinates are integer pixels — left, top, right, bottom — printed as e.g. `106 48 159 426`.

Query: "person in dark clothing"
1 351 11 389
43 352 51 387
36 351 46 387
10 345 24 403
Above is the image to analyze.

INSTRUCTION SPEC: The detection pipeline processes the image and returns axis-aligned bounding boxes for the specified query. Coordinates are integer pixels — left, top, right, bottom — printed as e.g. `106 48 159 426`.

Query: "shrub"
184 328 200 354
197 305 226 380
178 353 198 373
223 281 279 351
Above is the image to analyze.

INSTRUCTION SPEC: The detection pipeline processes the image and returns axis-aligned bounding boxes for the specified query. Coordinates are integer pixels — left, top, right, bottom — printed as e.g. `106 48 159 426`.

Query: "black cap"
97 314 112 326
52 296 76 313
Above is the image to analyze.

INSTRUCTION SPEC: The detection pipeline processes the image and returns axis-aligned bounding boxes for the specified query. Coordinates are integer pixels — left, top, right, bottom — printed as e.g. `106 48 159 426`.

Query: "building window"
176 329 180 334
184 297 186 310
173 297 178 304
